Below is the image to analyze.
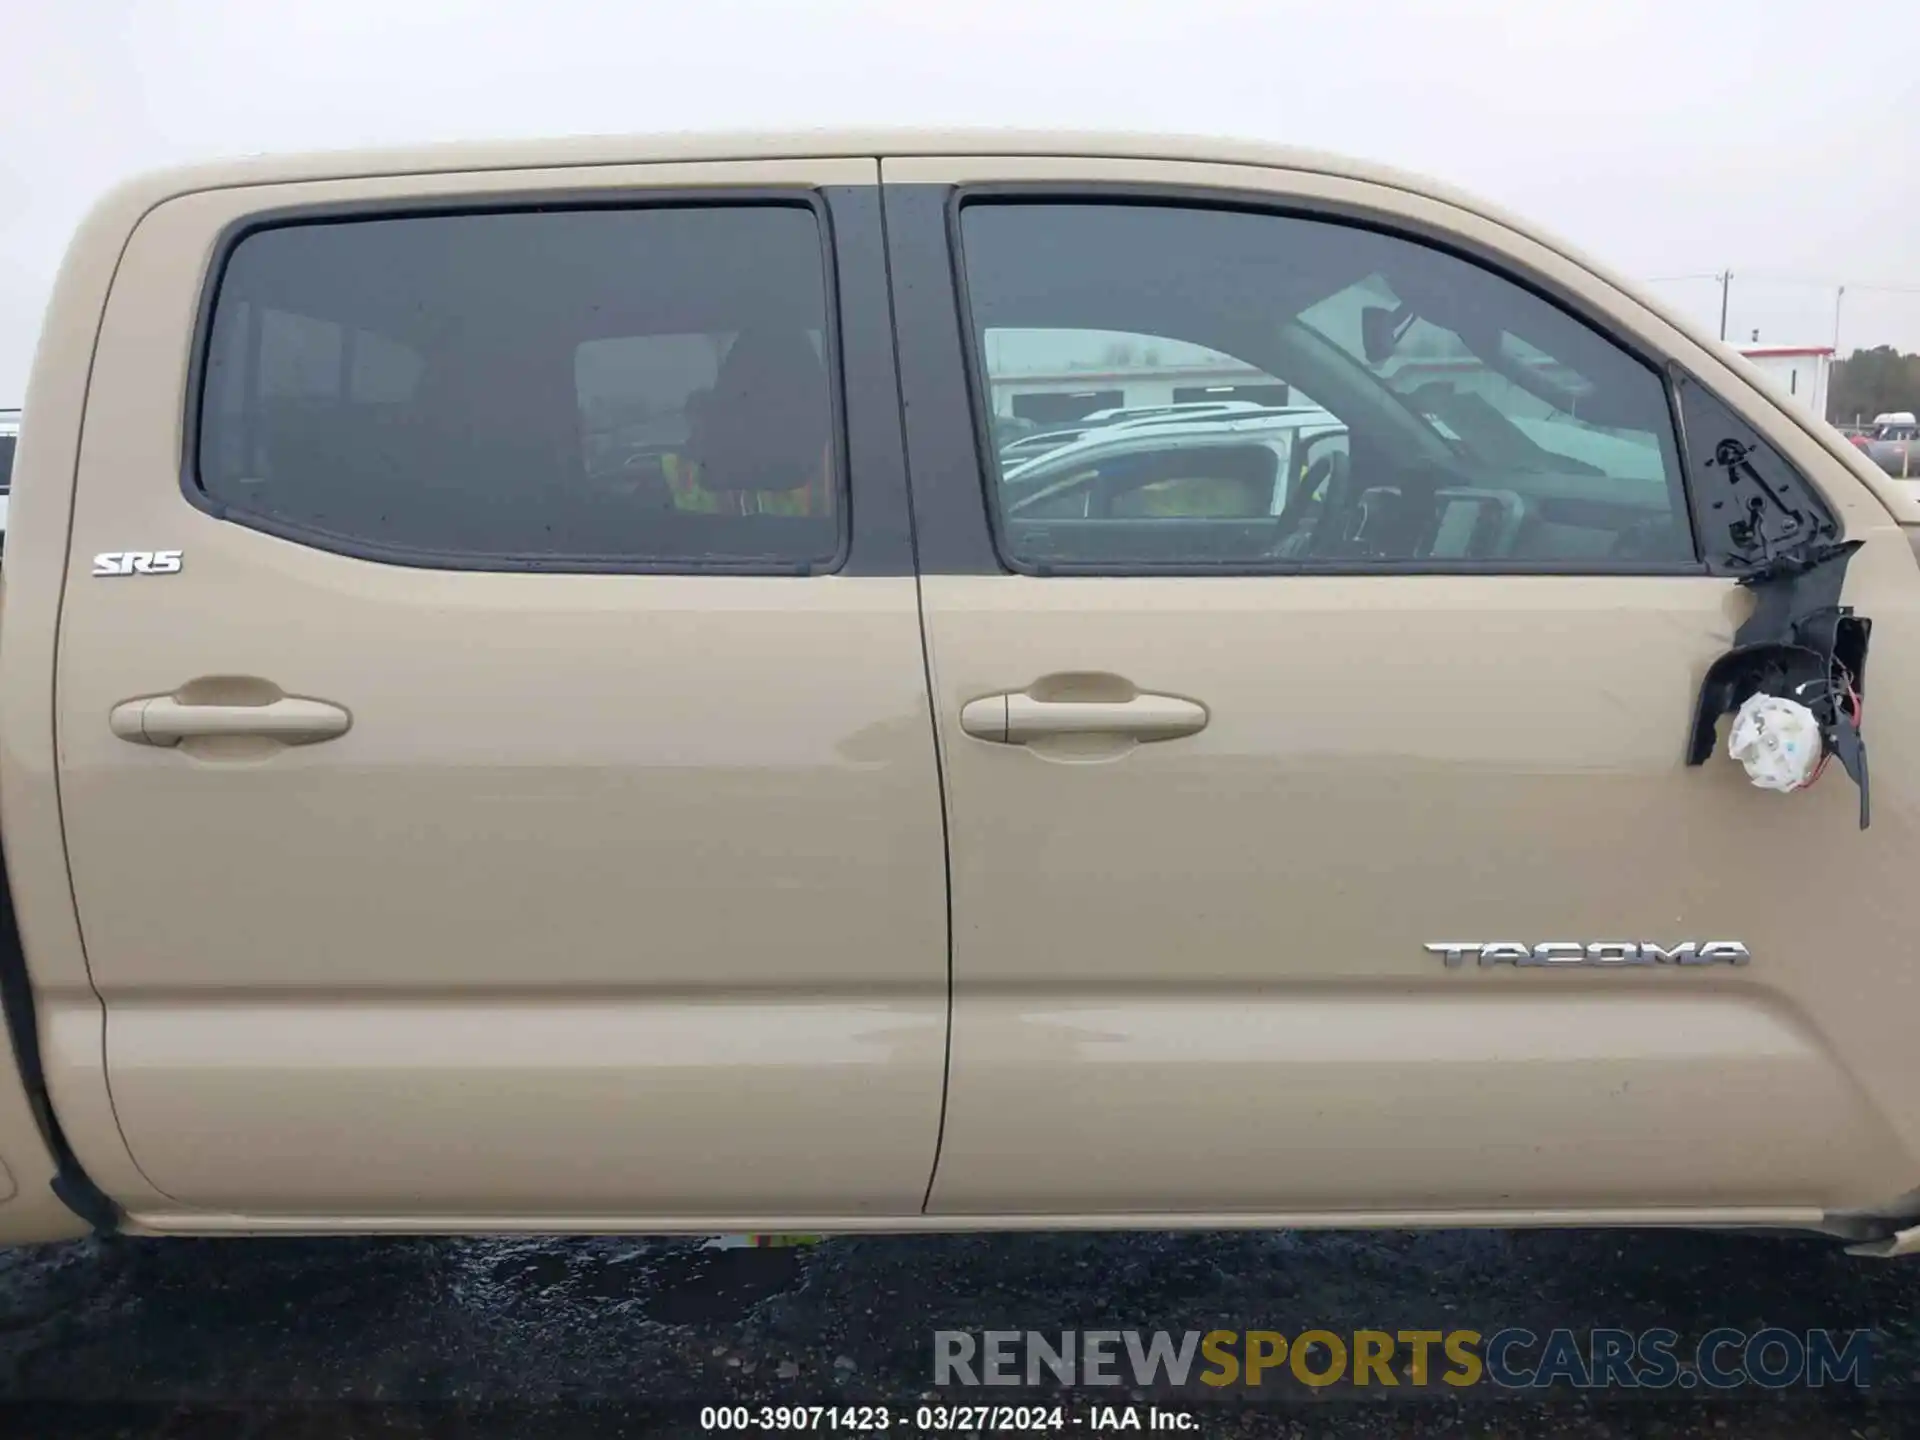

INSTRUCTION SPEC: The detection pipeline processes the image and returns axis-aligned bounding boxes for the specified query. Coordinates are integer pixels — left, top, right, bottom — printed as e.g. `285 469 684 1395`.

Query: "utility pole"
1717 270 1732 341
1832 284 1845 350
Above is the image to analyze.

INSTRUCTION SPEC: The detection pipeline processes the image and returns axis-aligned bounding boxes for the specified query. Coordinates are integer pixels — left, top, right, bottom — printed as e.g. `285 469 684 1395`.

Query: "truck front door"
883 159 1920 1224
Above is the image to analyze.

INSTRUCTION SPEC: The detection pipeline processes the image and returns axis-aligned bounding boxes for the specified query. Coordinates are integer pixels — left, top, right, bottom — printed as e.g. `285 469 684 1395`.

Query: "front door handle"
959 690 1209 745
110 694 352 747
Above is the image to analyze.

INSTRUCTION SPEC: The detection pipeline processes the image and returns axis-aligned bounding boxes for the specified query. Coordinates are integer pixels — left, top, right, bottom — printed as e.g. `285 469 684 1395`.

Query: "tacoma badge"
1424 941 1751 969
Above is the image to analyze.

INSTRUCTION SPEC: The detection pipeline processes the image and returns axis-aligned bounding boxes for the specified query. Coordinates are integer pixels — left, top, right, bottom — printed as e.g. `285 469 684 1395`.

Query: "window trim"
182 188 855 576
944 181 1709 578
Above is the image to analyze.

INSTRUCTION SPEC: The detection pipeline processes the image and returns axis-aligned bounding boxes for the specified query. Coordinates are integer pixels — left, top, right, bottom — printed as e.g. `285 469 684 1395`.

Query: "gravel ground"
0 1227 1915 1437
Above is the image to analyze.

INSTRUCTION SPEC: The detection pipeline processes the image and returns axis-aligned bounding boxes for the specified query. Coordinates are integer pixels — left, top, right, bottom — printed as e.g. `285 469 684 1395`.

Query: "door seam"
878 177 957 1214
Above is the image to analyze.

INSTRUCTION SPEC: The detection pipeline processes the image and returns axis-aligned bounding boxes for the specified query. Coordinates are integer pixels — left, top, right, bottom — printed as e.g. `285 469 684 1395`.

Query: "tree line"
1830 346 1920 425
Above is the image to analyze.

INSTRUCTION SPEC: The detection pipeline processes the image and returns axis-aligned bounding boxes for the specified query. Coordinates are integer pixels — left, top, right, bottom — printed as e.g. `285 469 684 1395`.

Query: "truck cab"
3 132 1920 1252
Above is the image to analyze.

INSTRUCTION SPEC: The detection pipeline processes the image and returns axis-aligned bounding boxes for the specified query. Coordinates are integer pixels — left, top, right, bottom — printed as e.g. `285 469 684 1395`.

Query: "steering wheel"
1271 449 1349 559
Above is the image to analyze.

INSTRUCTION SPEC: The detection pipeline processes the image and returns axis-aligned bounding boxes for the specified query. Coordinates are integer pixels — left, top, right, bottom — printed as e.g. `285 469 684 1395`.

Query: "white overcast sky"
3 0 1917 403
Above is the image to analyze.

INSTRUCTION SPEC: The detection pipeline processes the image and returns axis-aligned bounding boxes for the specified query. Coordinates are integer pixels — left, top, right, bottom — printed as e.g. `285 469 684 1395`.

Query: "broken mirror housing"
1678 376 1872 828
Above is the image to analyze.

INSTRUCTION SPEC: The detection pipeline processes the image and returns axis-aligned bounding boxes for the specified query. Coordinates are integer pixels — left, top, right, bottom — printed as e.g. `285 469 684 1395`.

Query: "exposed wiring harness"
1800 666 1861 790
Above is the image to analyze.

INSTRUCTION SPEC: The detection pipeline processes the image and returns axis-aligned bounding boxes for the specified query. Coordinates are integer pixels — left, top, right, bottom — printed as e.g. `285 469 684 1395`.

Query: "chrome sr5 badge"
92 550 182 576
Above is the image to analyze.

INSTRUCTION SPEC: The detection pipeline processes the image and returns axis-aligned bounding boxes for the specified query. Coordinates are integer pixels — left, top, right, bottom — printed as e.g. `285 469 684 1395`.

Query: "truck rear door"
56 160 949 1222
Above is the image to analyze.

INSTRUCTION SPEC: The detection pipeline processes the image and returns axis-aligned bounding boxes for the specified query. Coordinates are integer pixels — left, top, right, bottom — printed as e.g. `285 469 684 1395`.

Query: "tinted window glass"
197 205 839 569
0 435 15 493
960 203 1690 571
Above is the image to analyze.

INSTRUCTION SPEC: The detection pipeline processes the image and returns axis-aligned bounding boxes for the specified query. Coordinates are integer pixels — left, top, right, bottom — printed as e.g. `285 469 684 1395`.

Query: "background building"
980 328 1842 433
1734 344 1833 420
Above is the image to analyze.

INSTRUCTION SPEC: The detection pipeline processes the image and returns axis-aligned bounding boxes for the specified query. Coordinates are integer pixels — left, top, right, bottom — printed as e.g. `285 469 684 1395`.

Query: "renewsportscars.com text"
934 1327 1872 1392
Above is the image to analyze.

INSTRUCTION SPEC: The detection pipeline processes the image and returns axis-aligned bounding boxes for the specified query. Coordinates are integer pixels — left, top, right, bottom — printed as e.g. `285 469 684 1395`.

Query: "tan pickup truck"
4 130 1920 1255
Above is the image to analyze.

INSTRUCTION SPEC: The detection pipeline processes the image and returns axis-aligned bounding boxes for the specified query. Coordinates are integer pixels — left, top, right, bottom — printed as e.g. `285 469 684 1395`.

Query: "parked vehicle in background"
1863 412 1919 478
6 129 1920 1260
996 400 1278 465
1073 399 1270 427
999 424 1096 462
0 408 19 541
999 405 1345 536
990 413 1044 452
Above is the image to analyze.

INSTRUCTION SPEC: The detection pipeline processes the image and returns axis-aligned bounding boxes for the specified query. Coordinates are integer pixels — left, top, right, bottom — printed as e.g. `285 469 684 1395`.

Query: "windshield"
1296 273 1667 481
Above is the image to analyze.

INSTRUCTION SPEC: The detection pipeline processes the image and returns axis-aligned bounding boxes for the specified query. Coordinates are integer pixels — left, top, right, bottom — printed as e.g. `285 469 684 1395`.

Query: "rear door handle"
959 690 1209 745
110 694 352 747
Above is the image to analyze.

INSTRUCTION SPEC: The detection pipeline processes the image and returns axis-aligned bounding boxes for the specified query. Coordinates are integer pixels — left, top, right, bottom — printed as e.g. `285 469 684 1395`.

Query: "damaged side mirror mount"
1684 542 1872 829
1676 372 1871 827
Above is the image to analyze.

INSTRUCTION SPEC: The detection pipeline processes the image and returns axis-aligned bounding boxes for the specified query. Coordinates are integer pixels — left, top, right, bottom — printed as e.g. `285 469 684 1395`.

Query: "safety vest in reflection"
661 448 830 517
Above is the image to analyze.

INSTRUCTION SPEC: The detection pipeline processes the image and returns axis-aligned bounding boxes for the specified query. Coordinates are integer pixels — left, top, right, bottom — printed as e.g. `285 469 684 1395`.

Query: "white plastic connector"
1727 692 1824 792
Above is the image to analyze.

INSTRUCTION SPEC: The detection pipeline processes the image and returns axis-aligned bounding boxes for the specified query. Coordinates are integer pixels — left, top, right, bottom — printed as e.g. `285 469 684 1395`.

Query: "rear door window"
195 204 842 571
